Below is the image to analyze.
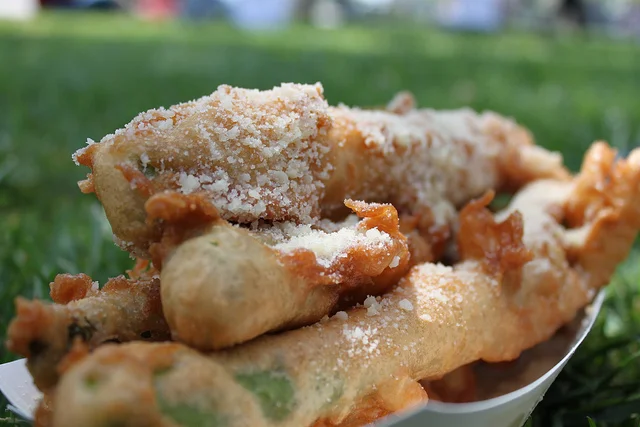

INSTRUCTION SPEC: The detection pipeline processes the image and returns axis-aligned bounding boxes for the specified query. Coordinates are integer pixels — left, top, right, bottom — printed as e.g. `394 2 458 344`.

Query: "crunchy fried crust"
52 144 639 427
159 195 412 350
74 83 333 258
424 313 587 404
74 83 568 258
6 272 169 391
457 190 533 277
563 142 640 288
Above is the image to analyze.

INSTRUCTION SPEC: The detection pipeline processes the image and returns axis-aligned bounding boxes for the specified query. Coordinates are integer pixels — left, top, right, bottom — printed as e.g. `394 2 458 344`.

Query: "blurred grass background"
0 11 639 426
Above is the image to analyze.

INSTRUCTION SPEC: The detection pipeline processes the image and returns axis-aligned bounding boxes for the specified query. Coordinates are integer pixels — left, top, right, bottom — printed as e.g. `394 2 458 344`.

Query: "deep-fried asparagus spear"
51 143 640 427
6 271 170 391
73 83 569 258
152 193 412 350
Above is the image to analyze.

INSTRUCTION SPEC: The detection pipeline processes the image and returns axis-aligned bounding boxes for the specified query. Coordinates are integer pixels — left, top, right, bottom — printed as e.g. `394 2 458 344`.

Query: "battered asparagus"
158 198 411 350
51 143 640 427
6 271 170 391
73 83 569 258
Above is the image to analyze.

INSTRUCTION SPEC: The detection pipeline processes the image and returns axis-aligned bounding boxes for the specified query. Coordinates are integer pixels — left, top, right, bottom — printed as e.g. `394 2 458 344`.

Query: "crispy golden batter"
154 193 412 350
457 190 533 277
424 313 588 404
563 142 640 287
74 83 568 258
6 272 169 391
51 143 639 427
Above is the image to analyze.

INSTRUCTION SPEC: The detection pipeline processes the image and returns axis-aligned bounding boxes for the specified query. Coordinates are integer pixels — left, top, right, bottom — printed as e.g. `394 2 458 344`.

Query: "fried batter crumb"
457 191 533 277
49 273 97 304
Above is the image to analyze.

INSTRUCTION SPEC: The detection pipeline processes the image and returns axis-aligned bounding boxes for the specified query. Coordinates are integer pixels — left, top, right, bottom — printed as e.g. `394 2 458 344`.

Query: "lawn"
0 11 639 427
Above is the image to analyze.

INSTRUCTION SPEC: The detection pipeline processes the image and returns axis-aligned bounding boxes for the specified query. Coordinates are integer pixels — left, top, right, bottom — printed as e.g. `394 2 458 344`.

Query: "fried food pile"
6 83 640 427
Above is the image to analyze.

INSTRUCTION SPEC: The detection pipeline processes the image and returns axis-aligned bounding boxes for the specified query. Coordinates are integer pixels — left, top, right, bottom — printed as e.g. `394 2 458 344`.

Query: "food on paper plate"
3 81 639 427
73 83 569 259
50 144 640 427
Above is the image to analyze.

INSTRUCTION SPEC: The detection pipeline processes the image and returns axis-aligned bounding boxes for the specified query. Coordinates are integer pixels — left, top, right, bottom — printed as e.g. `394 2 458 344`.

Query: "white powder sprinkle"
85 83 333 224
389 255 400 268
363 296 377 308
78 82 535 240
71 138 97 165
364 296 381 317
155 118 174 130
367 305 380 317
272 226 391 268
140 152 150 168
178 173 201 194
398 299 414 311
334 311 348 321
325 104 520 231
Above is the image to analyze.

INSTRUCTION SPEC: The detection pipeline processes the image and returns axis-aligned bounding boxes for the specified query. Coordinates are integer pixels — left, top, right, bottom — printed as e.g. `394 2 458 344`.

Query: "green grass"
0 11 639 427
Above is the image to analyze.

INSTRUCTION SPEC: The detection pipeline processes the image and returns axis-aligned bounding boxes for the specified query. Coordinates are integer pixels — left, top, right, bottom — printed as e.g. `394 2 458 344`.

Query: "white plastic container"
0 292 605 426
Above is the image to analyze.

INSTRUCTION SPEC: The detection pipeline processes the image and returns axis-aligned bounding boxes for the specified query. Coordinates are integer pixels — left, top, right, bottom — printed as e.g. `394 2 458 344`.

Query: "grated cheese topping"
293 261 469 376
77 82 537 235
77 83 333 224
363 295 382 317
333 311 348 321
388 255 401 268
72 138 96 166
171 83 332 222
398 299 414 311
271 224 392 268
324 104 514 229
